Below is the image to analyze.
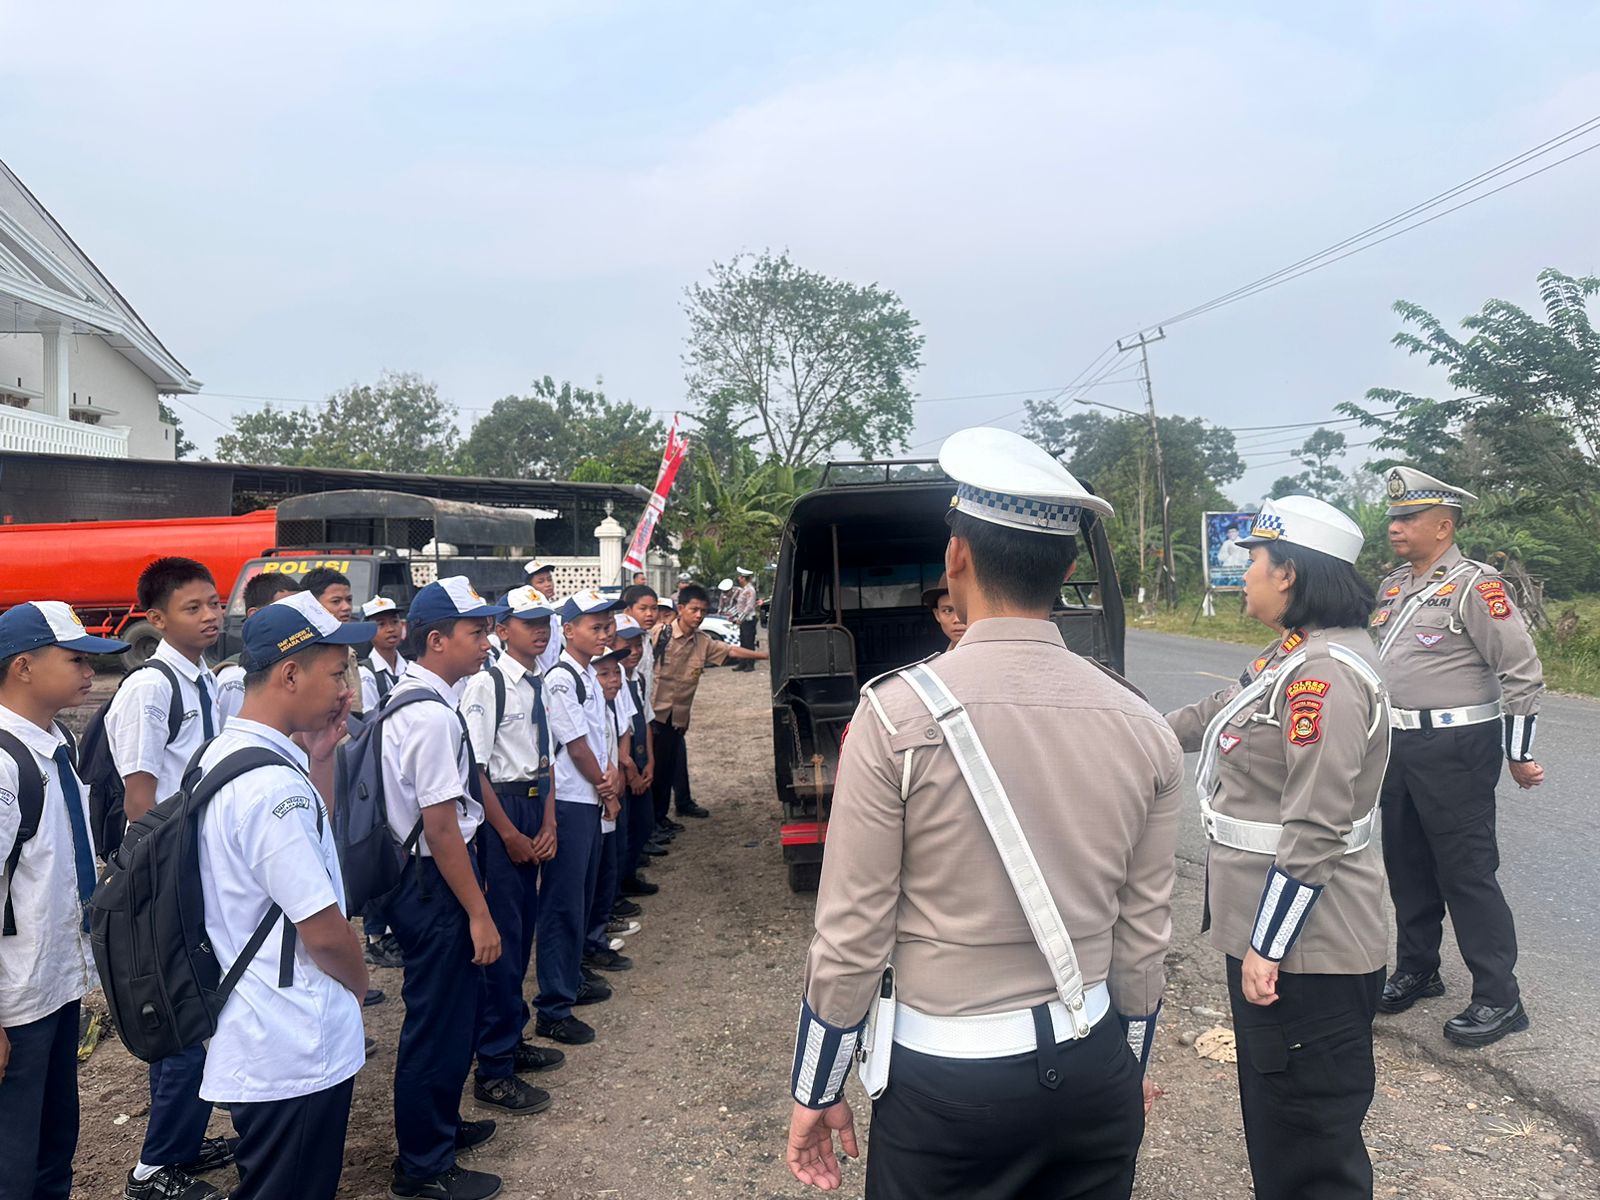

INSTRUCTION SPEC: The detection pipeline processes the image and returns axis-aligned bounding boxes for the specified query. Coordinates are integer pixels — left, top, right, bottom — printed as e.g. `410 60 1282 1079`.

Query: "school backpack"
0 723 78 936
77 661 184 859
330 689 443 913
89 746 298 1063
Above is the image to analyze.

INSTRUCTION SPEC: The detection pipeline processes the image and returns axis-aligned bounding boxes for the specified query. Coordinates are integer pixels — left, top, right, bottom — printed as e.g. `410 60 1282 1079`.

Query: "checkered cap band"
1393 489 1461 506
1250 513 1286 539
954 483 1081 533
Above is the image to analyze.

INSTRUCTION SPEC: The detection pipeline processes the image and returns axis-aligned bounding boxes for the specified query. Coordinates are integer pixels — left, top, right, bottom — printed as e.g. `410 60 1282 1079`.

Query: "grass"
1130 592 1600 699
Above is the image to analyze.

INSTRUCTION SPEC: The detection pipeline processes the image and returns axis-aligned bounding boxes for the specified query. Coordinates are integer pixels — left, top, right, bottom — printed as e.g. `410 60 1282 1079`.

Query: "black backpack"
77 661 184 859
0 723 78 937
89 747 300 1063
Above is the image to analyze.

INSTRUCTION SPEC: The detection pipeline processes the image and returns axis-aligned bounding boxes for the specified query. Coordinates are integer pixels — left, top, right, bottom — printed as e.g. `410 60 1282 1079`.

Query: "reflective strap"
1389 701 1502 731
901 663 1091 1037
791 997 863 1108
1378 563 1479 657
893 983 1112 1059
1504 712 1537 762
1200 792 1377 856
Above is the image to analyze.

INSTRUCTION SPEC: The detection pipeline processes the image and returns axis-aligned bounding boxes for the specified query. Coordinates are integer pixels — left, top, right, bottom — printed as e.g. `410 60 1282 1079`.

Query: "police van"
769 460 1125 891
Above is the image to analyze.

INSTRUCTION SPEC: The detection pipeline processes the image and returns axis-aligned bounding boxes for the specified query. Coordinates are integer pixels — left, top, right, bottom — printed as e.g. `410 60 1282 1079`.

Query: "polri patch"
1416 632 1445 647
1476 579 1512 620
1218 732 1243 755
1287 698 1324 747
1371 610 1391 627
1384 585 1402 598
1284 678 1330 701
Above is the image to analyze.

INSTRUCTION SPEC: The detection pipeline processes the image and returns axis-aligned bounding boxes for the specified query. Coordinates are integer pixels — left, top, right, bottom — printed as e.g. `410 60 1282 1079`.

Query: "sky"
4 1 1598 502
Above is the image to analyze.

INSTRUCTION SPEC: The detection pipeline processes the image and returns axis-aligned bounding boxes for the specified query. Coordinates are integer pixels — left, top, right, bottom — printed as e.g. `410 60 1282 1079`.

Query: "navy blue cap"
407 576 510 626
241 593 377 672
0 601 128 657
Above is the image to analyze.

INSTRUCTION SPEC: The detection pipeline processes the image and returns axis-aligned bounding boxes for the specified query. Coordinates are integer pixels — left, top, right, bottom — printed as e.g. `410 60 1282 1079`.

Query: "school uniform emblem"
1218 732 1242 755
1416 631 1445 647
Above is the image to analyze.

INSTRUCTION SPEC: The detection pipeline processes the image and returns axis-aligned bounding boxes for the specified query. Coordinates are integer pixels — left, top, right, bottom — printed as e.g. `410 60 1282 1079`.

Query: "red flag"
622 415 688 576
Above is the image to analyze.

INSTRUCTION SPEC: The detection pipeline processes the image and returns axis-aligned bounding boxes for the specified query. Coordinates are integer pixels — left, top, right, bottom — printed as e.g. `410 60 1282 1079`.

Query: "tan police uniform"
1163 494 1391 1200
1371 466 1544 1039
647 619 730 823
790 426 1181 1200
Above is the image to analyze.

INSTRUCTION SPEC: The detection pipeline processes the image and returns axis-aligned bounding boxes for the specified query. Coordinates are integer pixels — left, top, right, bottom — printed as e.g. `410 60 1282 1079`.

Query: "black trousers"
0 1000 79 1200
1227 957 1383 1200
650 721 694 822
1380 723 1520 1007
865 1013 1143 1200
229 1077 354 1200
734 618 757 669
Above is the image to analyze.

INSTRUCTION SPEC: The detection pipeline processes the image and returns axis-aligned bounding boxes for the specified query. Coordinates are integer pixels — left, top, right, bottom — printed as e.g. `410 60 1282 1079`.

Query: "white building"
0 160 200 460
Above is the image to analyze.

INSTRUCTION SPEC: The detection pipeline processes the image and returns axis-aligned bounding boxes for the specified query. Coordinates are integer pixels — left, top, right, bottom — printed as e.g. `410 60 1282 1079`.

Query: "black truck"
768 460 1125 892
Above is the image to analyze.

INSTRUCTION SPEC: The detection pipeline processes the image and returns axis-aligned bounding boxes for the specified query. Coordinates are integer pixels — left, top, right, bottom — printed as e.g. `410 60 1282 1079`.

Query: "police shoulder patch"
1370 610 1391 627
1475 579 1513 620
1284 678 1330 701
1287 699 1324 747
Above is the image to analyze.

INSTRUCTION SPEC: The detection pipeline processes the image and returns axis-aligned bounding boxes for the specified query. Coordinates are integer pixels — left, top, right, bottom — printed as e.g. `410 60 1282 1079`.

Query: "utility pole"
1117 327 1177 608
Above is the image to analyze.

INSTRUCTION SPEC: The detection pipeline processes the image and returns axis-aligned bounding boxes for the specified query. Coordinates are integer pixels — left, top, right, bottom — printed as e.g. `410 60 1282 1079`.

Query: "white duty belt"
893 983 1112 1059
1389 701 1501 731
1196 643 1385 857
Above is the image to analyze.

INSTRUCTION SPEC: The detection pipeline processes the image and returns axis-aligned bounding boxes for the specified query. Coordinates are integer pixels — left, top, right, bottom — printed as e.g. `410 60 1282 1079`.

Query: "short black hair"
243 572 300 611
1266 542 1376 631
678 583 711 608
301 567 351 599
138 557 216 611
621 583 659 606
947 511 1077 611
405 616 465 660
0 652 19 684
242 641 346 691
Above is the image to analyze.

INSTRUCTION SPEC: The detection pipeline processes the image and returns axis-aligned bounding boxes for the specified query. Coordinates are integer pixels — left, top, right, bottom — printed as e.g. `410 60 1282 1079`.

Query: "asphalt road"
1126 627 1600 1150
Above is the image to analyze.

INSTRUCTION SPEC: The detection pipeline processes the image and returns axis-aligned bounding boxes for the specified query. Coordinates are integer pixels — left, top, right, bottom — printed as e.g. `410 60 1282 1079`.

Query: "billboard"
1204 511 1256 591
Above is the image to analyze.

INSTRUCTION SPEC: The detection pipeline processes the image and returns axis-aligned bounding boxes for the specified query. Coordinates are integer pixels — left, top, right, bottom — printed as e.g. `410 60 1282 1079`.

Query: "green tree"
672 446 816 581
682 250 923 468
214 403 312 465
1268 427 1349 500
460 376 666 487
158 400 197 459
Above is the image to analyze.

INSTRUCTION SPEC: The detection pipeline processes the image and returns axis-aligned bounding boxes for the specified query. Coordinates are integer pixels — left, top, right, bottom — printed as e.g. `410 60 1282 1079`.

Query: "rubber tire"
118 620 161 671
787 861 822 894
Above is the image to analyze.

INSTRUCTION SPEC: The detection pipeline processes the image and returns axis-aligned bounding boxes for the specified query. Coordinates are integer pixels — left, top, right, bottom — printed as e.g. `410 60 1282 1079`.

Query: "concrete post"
594 512 627 586
40 324 70 420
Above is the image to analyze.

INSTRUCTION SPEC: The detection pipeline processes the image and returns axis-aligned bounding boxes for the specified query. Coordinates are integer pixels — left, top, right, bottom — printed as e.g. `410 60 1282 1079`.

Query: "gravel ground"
67 663 1599 1198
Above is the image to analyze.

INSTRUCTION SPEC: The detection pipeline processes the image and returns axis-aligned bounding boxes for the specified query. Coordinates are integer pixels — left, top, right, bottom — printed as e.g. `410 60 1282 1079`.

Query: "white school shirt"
634 641 657 718
214 662 246 725
544 651 605 807
536 621 565 674
461 656 551 784
598 685 635 834
359 649 410 713
106 639 222 797
0 705 97 1026
380 664 483 855
197 719 364 1103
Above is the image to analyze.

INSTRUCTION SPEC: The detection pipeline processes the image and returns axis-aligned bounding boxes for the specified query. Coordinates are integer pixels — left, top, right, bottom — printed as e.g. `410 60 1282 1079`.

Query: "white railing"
0 406 130 457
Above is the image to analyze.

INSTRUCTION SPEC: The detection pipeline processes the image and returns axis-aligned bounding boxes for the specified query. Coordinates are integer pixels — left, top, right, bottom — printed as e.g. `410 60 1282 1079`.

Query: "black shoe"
535 1015 596 1045
455 1119 497 1154
611 898 643 918
608 917 641 936
177 1135 238 1174
1444 999 1529 1047
365 1035 378 1056
473 1074 552 1115
575 976 613 1005
512 1040 566 1073
124 1167 224 1200
677 802 711 819
621 875 659 897
641 840 668 857
365 934 405 969
1379 969 1445 1014
660 818 685 833
584 947 633 972
364 987 387 1008
389 1163 503 1200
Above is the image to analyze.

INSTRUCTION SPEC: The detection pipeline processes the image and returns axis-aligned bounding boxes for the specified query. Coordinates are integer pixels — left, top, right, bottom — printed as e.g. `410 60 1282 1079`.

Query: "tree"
158 400 197 459
460 376 666 487
682 250 923 468
214 370 462 473
1268 427 1349 500
672 445 816 581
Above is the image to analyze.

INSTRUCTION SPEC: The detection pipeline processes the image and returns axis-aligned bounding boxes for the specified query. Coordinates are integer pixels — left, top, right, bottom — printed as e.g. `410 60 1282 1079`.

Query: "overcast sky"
6 1 1597 501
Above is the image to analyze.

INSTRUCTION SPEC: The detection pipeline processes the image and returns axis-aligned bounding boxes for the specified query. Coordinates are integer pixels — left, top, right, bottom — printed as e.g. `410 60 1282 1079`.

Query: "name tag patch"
1416 631 1445 647
272 796 312 818
0 788 14 807
1218 732 1243 754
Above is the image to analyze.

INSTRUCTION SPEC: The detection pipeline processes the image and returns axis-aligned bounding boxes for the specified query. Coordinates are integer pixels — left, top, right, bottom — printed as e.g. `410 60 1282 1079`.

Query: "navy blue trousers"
0 1000 79 1200
585 826 620 954
622 777 655 881
389 857 482 1179
534 801 601 1023
141 1042 212 1166
229 1077 354 1200
476 783 545 1079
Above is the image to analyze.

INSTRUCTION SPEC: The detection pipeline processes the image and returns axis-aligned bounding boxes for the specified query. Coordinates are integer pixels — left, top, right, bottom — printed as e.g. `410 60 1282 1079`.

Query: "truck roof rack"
817 459 949 488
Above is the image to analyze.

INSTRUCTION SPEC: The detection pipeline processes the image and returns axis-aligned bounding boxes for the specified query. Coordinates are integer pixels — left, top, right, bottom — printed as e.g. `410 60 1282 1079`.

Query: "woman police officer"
1165 495 1391 1200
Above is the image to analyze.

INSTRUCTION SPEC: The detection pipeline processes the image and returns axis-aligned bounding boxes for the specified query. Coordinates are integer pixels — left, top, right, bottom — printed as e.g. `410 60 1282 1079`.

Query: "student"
106 557 235 1200
584 645 637 976
382 577 508 1200
610 612 660 897
921 573 967 653
460 586 566 1116
533 590 622 1047
215 574 301 724
358 596 409 713
522 562 564 671
301 568 365 716
0 603 128 1200
195 593 374 1200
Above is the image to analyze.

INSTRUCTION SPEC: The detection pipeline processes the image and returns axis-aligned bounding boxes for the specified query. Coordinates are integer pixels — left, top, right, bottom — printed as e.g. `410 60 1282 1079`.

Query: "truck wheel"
119 621 161 671
787 862 822 893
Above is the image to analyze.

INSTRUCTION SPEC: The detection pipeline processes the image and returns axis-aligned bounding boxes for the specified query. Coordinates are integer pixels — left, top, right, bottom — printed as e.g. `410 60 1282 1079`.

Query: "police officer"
1371 466 1544 1046
785 427 1181 1200
1166 496 1391 1200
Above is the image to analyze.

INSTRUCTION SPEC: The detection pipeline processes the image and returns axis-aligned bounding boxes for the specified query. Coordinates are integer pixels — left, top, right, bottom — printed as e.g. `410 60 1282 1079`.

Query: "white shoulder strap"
899 662 1093 1036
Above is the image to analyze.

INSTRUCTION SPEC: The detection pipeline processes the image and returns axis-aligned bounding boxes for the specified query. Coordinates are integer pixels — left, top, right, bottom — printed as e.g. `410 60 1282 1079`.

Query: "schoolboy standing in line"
215 574 301 724
300 568 365 717
107 558 235 1200
359 596 410 713
583 647 636 976
381 578 508 1200
0 603 128 1200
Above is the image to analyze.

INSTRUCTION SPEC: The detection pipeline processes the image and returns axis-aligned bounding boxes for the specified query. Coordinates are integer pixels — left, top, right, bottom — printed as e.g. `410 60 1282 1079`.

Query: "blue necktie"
197 672 216 739
55 746 97 930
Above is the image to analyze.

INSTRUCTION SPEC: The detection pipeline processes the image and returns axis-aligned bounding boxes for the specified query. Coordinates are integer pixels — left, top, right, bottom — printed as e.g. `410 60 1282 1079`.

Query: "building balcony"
0 404 129 457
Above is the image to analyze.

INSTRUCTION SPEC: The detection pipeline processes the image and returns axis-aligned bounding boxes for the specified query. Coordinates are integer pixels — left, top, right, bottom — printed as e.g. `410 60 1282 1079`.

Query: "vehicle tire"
787 861 822 893
118 620 161 671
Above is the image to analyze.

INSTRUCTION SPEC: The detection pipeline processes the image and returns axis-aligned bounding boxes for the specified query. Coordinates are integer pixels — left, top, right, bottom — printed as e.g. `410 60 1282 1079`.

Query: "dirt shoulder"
69 664 1597 1199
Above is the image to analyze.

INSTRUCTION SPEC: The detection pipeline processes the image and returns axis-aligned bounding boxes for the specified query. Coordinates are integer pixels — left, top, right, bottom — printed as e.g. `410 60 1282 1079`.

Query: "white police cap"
1238 495 1364 565
1383 466 1477 517
938 426 1113 536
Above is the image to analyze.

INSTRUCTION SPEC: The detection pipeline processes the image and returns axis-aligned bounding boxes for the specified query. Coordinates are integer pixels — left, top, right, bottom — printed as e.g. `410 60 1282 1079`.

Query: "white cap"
938 426 1113 535
613 613 646 640
1238 496 1364 565
718 578 733 591
361 596 399 618
736 566 753 576
1383 465 1477 517
523 559 554 576
504 585 556 619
